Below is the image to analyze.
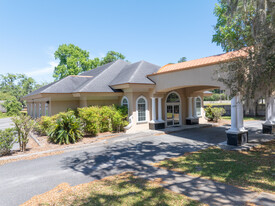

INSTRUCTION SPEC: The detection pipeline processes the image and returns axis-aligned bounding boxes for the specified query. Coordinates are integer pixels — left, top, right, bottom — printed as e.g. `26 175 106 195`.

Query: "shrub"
78 106 101 135
12 114 35 152
212 107 226 122
111 105 128 132
3 96 22 116
78 105 128 136
204 106 226 122
34 116 57 136
48 112 83 144
0 128 16 156
99 106 114 132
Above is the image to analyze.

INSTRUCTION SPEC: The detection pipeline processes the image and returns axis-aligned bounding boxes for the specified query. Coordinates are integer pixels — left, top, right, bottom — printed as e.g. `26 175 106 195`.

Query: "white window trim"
165 91 182 127
195 96 202 117
136 95 148 123
121 96 129 108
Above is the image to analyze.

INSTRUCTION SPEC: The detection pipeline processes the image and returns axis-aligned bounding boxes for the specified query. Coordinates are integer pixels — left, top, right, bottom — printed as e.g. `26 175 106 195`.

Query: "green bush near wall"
78 105 128 136
34 105 128 144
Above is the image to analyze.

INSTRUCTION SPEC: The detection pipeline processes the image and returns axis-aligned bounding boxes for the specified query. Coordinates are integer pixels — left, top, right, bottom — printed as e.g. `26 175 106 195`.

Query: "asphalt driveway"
0 121 271 206
0 117 13 130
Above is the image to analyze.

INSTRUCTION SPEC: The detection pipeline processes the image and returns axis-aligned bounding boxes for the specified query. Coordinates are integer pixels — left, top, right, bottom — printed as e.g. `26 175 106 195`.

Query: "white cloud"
25 61 58 77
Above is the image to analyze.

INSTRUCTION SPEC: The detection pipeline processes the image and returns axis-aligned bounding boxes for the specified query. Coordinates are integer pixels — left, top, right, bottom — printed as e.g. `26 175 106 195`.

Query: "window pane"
138 98 145 104
123 98 128 104
137 98 146 121
167 93 180 103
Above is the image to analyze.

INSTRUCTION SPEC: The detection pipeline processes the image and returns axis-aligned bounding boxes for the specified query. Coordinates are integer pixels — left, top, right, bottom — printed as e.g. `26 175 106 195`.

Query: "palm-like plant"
48 113 83 144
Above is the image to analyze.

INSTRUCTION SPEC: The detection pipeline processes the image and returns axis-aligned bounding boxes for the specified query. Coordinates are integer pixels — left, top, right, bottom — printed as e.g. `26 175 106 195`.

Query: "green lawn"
221 116 265 121
23 172 204 206
155 140 275 193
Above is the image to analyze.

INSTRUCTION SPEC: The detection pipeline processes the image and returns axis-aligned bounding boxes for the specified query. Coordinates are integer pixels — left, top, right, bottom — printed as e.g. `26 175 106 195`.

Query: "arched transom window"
121 96 129 109
166 93 180 103
136 96 147 122
195 97 202 116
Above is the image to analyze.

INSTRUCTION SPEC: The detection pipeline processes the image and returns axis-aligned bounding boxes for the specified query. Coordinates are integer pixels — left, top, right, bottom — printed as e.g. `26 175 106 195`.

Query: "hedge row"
35 105 128 141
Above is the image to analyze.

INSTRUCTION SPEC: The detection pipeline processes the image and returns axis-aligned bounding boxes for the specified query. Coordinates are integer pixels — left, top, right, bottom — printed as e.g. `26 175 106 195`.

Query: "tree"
212 0 275 102
0 73 38 103
12 114 35 152
100 51 125 65
3 96 22 116
178 57 187 63
53 44 126 80
53 44 93 80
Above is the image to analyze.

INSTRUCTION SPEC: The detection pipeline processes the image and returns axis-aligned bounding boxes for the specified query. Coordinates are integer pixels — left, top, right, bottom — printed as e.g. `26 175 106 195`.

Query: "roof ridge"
76 60 128 92
128 61 144 83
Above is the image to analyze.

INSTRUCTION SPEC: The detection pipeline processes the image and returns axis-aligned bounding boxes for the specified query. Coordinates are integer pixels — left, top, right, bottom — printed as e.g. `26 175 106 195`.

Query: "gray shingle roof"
110 61 160 86
24 59 160 98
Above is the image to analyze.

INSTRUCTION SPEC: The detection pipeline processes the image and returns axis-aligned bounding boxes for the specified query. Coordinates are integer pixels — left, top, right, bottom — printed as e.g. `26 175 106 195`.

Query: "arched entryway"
165 92 181 127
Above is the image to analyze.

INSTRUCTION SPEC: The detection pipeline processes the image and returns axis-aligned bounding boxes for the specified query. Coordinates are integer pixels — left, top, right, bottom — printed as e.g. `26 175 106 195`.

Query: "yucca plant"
48 113 83 144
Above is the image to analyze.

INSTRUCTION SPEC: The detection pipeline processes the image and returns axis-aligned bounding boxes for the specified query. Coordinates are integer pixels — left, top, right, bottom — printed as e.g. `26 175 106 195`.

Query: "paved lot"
0 121 273 206
0 117 13 130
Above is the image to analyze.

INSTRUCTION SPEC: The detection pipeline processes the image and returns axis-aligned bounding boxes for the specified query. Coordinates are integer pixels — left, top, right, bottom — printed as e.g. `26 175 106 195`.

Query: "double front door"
166 104 180 126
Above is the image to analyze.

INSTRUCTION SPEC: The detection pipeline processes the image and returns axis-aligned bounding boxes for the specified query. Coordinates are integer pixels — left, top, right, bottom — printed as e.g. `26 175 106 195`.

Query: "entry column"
149 97 165 130
263 96 275 134
226 94 248 146
186 97 197 125
151 97 156 123
158 97 164 122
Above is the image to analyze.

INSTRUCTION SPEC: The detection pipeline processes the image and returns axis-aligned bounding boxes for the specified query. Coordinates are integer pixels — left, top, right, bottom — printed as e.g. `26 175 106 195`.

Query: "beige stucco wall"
149 64 226 93
87 99 119 107
50 100 79 115
124 92 151 133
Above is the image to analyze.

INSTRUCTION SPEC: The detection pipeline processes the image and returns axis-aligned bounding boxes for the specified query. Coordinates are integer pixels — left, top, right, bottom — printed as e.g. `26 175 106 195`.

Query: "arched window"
166 93 180 103
136 96 147 122
121 96 129 109
195 97 202 116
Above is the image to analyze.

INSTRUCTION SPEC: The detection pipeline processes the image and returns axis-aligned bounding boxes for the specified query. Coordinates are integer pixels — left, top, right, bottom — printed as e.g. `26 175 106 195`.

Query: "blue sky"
0 0 223 83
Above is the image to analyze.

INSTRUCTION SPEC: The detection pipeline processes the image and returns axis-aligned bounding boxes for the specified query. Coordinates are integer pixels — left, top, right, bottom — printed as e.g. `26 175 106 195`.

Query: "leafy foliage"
204 106 226 122
53 44 93 80
48 112 83 144
178 57 187 63
0 74 38 102
78 105 128 136
100 51 125 65
0 128 16 156
34 115 58 136
53 44 126 80
204 93 228 101
212 0 275 100
12 114 35 152
3 96 22 116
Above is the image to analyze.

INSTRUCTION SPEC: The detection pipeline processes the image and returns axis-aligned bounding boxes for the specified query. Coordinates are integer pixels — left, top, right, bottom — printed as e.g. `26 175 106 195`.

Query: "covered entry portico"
147 56 249 146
